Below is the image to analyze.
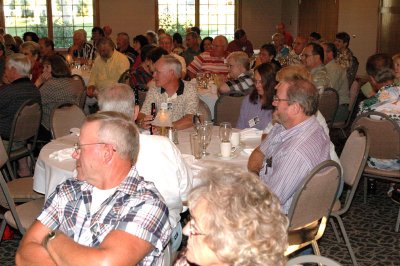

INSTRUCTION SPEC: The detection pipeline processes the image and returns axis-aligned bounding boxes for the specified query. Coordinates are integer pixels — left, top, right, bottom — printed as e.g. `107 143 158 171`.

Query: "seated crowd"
0 22 398 265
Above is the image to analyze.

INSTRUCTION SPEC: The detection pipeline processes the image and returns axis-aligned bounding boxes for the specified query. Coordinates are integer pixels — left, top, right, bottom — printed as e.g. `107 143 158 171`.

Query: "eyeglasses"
73 143 115 153
189 219 206 237
273 95 291 102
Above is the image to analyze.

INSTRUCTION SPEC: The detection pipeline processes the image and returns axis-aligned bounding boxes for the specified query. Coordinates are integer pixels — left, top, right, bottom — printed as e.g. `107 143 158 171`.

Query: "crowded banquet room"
0 0 399 265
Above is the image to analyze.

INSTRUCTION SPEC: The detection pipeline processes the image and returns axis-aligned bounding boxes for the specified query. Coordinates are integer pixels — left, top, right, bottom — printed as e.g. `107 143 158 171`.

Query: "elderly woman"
20 41 43 83
175 167 288 266
38 55 83 138
237 63 277 129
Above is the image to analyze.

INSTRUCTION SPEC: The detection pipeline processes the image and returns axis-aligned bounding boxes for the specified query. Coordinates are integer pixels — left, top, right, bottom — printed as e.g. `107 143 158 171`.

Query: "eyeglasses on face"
189 219 207 237
273 95 291 102
73 143 116 153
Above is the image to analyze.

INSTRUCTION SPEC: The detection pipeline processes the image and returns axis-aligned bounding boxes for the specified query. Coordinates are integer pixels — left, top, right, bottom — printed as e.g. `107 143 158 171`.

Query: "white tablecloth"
33 127 261 199
71 68 90 86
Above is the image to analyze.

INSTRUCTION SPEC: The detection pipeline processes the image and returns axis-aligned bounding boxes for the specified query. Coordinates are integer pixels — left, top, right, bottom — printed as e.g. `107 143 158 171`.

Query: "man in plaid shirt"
17 112 171 265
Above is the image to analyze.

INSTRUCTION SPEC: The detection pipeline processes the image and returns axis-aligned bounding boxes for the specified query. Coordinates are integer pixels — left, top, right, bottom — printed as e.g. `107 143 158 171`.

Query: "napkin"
49 148 75 161
240 128 263 140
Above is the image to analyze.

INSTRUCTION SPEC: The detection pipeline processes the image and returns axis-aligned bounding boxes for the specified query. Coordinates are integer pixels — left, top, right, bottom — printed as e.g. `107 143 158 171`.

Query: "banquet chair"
287 254 342 266
351 111 400 204
0 137 43 203
329 127 369 266
214 95 245 126
332 80 361 138
286 160 341 257
7 100 42 177
72 74 87 109
198 98 212 122
50 103 86 139
318 88 339 129
0 171 44 242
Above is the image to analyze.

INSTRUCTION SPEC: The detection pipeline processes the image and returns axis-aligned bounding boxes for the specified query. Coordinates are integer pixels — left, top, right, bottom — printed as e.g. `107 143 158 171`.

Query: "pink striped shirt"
187 51 229 76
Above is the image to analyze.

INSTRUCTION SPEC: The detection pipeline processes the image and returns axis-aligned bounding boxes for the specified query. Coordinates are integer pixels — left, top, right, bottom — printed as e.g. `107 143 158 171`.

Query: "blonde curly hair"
188 167 288 266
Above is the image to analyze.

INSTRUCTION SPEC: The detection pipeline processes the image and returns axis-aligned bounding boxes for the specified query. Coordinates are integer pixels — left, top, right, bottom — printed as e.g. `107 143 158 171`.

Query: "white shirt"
136 134 193 228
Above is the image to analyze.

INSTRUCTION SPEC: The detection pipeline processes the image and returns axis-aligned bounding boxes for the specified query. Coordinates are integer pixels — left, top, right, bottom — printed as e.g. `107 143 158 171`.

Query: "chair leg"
311 240 321 256
329 217 342 243
363 176 368 204
335 215 358 266
0 218 6 241
395 207 400 233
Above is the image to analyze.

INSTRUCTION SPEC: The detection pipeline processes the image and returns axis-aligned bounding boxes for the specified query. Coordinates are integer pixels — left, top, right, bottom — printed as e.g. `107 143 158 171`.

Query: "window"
157 0 239 41
3 0 96 49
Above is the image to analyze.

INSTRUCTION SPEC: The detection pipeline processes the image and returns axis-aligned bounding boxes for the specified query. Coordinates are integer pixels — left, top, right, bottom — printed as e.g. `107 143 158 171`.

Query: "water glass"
219 122 232 143
190 133 202 159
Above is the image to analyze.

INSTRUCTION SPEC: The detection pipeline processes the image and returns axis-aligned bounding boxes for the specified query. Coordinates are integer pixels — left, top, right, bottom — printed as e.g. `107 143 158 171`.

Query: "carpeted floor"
1 178 399 265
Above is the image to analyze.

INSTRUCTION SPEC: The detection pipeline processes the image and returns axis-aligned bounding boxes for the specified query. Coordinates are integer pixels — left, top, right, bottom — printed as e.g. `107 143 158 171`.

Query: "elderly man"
0 53 41 175
227 28 254 57
302 42 331 92
158 33 187 78
116 32 138 67
98 83 193 252
87 37 130 98
322 42 350 122
287 35 307 65
16 112 171 265
187 35 230 79
67 29 95 62
219 51 254 95
182 31 201 65
248 76 330 213
138 55 198 130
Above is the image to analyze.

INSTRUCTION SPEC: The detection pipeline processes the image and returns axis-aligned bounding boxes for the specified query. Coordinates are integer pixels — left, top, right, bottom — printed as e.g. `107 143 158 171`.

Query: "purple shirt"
259 116 330 213
236 94 272 130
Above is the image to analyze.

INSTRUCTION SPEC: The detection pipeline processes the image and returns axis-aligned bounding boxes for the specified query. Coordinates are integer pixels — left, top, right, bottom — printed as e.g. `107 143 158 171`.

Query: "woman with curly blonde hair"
175 167 288 266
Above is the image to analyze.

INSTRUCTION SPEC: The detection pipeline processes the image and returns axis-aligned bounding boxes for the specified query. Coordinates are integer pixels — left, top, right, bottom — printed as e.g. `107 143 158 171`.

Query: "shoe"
367 179 377 195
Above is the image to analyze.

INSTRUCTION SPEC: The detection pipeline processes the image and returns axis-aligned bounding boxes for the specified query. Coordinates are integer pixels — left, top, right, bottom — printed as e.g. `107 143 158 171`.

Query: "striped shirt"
187 51 229 76
38 167 171 266
259 116 330 213
224 73 254 95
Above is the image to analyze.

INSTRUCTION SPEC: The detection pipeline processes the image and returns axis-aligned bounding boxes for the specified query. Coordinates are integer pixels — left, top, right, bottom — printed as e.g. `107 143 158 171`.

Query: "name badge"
248 116 260 128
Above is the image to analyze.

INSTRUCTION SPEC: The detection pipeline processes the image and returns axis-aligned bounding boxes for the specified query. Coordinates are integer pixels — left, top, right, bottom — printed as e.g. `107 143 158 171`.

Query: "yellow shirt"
88 50 130 91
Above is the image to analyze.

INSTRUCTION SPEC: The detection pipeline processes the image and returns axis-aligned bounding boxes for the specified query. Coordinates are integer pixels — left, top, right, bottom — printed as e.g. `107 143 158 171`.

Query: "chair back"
352 111 400 160
288 160 341 230
214 95 245 126
287 254 342 266
7 100 41 154
72 74 87 109
0 137 14 182
345 80 361 125
50 103 86 139
318 88 339 128
198 98 212 122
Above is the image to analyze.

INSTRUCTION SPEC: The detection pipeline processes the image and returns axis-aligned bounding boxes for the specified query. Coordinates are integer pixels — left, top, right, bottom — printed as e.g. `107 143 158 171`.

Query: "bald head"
211 35 228 57
292 36 307 55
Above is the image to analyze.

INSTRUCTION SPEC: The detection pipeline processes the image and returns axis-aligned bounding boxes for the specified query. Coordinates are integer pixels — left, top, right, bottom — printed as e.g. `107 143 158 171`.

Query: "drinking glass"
198 124 212 156
219 122 232 143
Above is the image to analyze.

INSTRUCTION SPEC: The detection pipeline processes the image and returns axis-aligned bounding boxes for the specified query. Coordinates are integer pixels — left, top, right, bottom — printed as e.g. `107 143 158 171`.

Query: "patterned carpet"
1 178 399 265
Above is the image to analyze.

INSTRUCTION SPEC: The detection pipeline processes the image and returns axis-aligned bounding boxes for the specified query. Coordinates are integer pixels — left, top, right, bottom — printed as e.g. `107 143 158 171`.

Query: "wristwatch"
43 231 57 249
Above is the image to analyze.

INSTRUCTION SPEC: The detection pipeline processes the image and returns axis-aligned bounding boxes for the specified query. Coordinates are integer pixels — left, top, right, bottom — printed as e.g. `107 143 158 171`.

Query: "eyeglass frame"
73 143 116 153
273 95 292 103
189 219 207 237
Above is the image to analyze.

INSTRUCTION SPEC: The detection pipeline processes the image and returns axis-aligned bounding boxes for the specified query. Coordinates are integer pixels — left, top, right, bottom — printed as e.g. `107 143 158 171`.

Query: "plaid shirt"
38 166 171 265
224 73 254 96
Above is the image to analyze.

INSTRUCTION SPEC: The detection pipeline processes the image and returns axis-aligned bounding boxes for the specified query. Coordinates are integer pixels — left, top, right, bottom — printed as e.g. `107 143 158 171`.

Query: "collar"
279 116 316 142
160 79 184 96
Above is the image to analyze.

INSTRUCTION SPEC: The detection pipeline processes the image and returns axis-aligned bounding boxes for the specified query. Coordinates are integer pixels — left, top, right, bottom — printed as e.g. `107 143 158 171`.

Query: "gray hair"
74 29 87 40
7 53 31 77
117 32 130 44
285 75 319 116
98 83 135 118
160 54 182 79
20 41 40 56
227 51 250 71
189 167 288 266
375 67 395 83
86 111 140 164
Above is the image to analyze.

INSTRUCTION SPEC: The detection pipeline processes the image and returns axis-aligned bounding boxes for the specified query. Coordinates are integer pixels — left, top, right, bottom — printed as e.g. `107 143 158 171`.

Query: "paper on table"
49 148 75 162
240 128 263 140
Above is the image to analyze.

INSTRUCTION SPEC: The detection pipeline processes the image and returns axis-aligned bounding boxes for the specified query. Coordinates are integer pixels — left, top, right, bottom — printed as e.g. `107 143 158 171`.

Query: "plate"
214 153 238 160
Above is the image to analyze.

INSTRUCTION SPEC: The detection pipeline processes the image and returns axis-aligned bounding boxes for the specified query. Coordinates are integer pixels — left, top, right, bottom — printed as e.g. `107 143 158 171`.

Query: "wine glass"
198 124 212 156
219 122 232 143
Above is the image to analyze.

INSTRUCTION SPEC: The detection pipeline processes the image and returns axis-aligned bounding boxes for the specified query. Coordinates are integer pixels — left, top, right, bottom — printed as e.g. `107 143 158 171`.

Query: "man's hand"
138 114 154 130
